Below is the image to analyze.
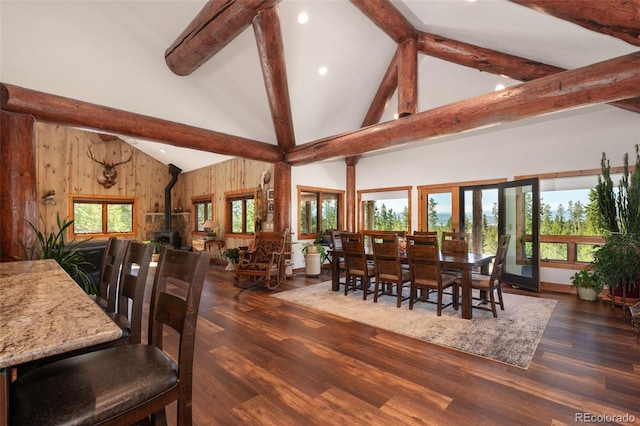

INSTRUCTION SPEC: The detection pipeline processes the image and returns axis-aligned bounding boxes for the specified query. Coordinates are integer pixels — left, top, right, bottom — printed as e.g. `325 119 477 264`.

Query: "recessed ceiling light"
298 12 309 24
495 84 505 91
160 149 166 154
394 113 399 119
318 66 328 76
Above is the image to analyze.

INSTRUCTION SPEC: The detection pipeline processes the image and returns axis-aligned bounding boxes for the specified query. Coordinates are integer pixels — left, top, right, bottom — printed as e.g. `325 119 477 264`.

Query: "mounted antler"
87 144 133 188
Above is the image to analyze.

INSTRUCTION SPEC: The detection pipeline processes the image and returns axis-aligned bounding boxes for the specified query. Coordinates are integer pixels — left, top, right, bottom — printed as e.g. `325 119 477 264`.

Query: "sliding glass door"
460 178 540 292
498 178 539 291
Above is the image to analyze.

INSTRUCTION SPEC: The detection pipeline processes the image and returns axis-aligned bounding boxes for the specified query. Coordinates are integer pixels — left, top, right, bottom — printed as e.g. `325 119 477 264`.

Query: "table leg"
461 267 473 320
331 253 339 291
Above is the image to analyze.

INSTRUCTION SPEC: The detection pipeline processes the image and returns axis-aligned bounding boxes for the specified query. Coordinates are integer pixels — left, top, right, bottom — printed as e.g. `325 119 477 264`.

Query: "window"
418 179 505 251
358 186 411 233
71 195 136 237
298 186 343 238
225 190 255 235
192 196 213 232
527 173 615 266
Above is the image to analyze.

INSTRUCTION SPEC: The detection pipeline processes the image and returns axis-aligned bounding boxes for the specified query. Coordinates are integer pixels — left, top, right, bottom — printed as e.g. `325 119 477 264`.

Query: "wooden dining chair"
440 231 470 277
371 233 411 308
95 236 129 311
406 235 459 315
112 240 155 344
441 231 471 254
341 232 376 299
10 248 211 425
469 234 511 317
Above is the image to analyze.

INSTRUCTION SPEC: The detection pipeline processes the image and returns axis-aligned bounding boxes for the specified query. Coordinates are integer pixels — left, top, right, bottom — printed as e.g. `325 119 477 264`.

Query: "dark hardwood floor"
161 264 639 425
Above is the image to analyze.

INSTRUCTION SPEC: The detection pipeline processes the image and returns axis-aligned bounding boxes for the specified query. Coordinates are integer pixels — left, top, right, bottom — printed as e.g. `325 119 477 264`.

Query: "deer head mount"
87 145 133 188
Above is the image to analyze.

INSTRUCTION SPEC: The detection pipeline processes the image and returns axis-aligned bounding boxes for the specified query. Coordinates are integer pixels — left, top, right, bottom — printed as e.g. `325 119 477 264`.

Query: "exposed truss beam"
253 6 296 153
510 0 640 46
417 31 640 113
0 84 285 163
349 0 417 43
287 52 640 165
165 0 281 76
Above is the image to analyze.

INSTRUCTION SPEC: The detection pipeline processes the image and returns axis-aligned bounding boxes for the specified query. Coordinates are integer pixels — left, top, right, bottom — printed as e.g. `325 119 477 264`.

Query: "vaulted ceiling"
1 0 639 171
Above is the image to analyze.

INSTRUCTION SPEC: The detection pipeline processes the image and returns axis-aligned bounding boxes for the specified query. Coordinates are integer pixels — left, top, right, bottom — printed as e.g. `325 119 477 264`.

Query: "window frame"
225 189 255 237
417 167 634 270
69 194 137 238
297 185 344 240
192 195 213 235
514 168 626 269
357 186 412 235
417 179 505 234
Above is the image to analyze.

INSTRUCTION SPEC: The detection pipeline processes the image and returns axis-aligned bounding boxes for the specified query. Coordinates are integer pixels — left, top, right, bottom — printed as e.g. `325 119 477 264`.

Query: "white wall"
289 105 640 285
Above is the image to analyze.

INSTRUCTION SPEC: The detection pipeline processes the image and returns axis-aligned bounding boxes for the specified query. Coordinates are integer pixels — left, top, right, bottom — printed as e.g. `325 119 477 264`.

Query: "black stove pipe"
165 163 182 231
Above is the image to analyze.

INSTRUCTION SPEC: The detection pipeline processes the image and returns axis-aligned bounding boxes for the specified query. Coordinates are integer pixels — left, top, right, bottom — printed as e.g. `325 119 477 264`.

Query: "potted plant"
301 235 328 277
593 233 640 305
570 269 604 301
222 247 240 271
13 214 96 295
592 145 640 307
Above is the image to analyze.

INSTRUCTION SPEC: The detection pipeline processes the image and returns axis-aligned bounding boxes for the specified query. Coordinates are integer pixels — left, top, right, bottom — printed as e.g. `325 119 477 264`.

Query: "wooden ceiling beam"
253 7 296 154
287 51 640 165
362 50 399 127
349 0 417 43
165 0 281 76
418 32 564 81
509 0 640 46
0 84 285 163
398 38 418 117
417 31 640 114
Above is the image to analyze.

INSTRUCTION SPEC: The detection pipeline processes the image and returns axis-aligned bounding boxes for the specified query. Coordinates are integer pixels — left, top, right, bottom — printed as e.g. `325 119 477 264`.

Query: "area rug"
271 281 557 369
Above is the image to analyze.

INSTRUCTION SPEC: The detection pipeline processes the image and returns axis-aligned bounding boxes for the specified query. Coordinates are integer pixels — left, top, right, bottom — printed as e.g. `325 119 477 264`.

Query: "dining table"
0 259 123 426
330 248 495 320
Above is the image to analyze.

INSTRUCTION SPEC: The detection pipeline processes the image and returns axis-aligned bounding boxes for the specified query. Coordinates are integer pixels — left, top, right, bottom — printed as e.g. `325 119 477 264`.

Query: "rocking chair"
235 230 287 290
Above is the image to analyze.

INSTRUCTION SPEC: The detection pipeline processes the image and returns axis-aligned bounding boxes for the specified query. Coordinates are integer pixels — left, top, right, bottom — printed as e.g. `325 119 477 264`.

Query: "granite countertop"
0 259 123 369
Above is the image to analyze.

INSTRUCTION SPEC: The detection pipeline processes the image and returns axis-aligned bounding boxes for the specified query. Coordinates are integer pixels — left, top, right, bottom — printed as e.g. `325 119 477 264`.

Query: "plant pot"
225 261 237 271
577 287 598 302
609 283 640 305
305 253 321 277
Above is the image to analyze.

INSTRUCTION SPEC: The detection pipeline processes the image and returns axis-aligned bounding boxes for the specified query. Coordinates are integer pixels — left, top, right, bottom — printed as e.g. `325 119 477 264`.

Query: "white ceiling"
1 0 638 171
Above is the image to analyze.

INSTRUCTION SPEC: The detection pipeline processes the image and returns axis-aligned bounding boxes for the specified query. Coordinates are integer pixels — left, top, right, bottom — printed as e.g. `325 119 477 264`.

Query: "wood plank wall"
182 158 274 249
34 122 273 248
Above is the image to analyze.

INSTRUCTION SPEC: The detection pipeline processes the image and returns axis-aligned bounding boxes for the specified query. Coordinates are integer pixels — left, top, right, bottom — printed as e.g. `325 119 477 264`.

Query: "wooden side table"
193 238 225 264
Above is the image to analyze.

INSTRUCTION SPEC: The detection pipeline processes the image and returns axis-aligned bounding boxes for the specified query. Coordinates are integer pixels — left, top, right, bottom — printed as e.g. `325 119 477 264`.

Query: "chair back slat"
156 291 188 334
118 241 155 344
100 237 130 312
